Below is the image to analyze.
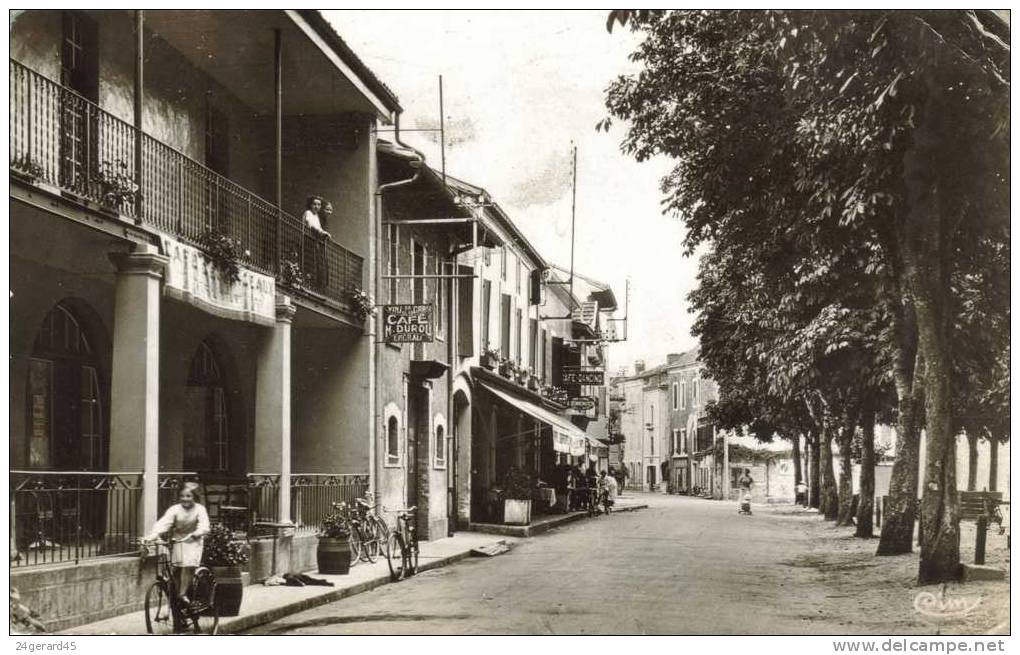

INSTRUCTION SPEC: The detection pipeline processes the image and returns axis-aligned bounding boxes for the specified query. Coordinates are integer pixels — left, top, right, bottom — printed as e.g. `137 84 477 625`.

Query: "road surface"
246 494 857 635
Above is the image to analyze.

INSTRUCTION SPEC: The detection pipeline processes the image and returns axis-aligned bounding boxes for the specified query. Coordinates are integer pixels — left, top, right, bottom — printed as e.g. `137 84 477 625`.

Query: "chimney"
666 353 683 365
634 360 645 374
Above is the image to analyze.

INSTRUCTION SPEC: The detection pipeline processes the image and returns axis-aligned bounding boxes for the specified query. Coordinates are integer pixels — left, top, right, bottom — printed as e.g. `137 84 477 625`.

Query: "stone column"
255 294 295 523
109 243 168 532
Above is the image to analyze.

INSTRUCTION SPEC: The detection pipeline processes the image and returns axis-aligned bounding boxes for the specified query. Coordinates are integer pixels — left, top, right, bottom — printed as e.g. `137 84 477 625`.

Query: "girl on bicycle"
144 482 210 602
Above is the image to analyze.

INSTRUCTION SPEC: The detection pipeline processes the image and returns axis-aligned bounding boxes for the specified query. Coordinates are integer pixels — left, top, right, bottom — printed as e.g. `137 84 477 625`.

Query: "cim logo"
913 587 982 620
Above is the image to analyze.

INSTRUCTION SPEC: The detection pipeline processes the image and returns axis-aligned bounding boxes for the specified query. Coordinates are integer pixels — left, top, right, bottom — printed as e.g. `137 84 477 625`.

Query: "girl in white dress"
144 483 210 600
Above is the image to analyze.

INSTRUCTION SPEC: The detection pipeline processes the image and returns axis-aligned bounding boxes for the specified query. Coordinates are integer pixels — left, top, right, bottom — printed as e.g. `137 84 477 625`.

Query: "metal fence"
10 471 143 568
10 59 363 309
290 474 370 534
157 472 281 536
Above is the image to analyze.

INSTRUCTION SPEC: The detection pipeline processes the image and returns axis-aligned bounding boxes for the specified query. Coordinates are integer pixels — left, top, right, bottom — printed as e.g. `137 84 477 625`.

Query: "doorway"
646 465 657 490
406 385 429 521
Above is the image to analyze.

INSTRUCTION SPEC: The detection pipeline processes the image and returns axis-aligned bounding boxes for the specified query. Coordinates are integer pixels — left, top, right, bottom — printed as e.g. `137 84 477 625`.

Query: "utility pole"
569 143 577 301
439 75 446 187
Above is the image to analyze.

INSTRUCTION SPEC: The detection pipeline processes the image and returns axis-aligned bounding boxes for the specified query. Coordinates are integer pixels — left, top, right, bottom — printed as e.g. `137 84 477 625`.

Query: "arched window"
184 340 229 472
434 424 445 468
28 302 105 470
386 416 400 465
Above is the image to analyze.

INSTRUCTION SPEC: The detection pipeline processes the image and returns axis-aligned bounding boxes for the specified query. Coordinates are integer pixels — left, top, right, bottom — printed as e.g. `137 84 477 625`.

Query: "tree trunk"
856 407 876 538
792 433 803 487
988 437 998 491
835 417 856 527
966 430 979 491
902 108 961 584
876 380 923 555
809 431 821 509
820 431 839 520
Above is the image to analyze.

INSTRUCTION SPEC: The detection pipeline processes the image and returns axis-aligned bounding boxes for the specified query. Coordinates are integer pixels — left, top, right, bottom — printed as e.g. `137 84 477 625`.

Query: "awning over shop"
481 383 590 456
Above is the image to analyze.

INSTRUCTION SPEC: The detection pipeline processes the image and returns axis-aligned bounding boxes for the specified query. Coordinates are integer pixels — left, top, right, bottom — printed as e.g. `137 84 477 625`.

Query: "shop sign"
383 304 434 343
160 235 276 326
553 431 571 454
569 396 597 412
569 435 587 457
562 367 604 386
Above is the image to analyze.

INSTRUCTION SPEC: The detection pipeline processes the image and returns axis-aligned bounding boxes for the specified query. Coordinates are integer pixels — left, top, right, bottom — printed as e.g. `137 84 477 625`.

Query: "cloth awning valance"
481 383 590 455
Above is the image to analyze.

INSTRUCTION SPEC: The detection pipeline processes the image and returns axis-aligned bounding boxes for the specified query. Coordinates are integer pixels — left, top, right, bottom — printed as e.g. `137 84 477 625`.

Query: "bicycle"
138 538 219 635
335 502 379 566
355 495 390 559
600 487 613 514
385 506 419 581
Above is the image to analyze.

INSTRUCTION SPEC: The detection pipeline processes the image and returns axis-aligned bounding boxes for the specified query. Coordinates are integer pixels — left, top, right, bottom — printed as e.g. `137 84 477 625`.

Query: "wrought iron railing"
290 473 370 534
10 59 363 310
157 472 280 536
10 471 143 568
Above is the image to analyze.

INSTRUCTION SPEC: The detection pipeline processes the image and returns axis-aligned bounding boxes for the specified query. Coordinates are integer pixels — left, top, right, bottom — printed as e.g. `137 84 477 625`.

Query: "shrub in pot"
202 523 249 617
317 505 352 574
502 468 534 526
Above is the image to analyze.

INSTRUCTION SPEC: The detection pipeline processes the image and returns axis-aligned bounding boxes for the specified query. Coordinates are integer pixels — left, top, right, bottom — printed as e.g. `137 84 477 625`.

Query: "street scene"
8 8 1011 643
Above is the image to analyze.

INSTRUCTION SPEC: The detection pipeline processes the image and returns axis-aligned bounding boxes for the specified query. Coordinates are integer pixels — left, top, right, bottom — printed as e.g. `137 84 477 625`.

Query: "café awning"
481 383 590 455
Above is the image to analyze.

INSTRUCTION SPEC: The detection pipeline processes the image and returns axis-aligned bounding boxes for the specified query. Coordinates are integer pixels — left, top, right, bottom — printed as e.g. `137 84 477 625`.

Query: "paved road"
246 494 850 635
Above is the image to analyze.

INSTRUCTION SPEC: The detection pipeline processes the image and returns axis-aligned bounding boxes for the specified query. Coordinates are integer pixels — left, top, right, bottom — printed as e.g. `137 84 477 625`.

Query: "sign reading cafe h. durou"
383 304 434 343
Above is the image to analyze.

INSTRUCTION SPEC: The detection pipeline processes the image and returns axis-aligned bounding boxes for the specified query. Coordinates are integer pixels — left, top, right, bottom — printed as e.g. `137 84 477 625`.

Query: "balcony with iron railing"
9 59 364 315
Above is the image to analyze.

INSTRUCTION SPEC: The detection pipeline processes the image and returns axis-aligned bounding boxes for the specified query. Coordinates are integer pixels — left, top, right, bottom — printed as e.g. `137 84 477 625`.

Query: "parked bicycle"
385 506 419 581
138 538 219 635
354 494 391 558
335 501 379 566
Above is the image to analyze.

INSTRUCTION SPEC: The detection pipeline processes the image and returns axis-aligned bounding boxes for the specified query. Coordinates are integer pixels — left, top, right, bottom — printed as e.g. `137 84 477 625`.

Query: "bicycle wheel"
189 568 220 635
359 524 378 563
407 532 419 576
144 581 174 635
348 528 363 567
387 532 405 581
374 517 390 558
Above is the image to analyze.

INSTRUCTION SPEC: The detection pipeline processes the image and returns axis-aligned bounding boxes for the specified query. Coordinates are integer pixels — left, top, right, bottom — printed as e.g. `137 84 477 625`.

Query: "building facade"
10 9 399 629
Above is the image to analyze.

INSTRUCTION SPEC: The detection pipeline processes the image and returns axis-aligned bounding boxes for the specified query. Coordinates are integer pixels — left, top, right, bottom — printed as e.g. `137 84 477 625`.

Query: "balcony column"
274 28 283 271
109 243 168 532
134 10 144 221
255 294 295 522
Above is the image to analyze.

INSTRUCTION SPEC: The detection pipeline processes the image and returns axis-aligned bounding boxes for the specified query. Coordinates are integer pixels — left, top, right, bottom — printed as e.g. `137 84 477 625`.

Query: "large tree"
604 10 1008 583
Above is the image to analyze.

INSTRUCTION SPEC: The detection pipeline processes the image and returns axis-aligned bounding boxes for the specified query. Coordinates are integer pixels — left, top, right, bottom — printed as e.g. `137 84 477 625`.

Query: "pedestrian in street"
737 468 754 500
795 480 808 506
602 471 617 508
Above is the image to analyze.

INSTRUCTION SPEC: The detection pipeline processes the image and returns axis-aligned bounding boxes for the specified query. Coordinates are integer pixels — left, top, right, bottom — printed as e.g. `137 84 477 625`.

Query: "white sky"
326 10 703 373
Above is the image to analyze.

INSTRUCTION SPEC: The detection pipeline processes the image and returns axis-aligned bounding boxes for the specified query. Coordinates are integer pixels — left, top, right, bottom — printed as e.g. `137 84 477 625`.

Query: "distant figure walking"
737 468 754 499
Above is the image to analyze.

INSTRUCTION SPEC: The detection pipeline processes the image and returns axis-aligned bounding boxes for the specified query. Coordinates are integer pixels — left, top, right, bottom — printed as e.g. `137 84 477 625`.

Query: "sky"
326 10 704 373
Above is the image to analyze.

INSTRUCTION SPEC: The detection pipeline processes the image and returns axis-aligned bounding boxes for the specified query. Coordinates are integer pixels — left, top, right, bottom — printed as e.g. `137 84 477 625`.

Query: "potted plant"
502 468 534 525
198 228 248 284
348 287 377 322
201 523 249 616
480 347 500 370
316 504 352 574
498 358 516 379
90 160 139 214
279 254 305 289
527 373 541 391
11 154 46 185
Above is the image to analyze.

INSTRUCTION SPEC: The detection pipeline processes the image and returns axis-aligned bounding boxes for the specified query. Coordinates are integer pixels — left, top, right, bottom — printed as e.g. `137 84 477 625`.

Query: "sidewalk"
468 496 649 537
64 531 514 635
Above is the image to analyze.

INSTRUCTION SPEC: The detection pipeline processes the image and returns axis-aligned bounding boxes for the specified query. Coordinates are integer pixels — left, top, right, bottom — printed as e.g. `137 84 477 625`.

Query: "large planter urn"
503 499 532 526
317 537 352 574
211 565 244 616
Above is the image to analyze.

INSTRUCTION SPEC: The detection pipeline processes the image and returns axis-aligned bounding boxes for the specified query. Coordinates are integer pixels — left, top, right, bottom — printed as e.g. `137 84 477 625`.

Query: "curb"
469 503 649 538
216 541 504 635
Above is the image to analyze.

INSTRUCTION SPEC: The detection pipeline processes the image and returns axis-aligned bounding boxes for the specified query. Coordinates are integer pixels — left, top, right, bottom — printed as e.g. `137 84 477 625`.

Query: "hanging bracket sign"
562 367 604 386
569 396 597 412
383 304 434 343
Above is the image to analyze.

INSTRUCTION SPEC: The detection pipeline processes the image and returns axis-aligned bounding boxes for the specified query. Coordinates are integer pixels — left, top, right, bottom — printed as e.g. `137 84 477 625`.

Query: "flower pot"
503 499 532 526
317 536 351 574
210 565 244 616
527 377 540 391
481 354 497 370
